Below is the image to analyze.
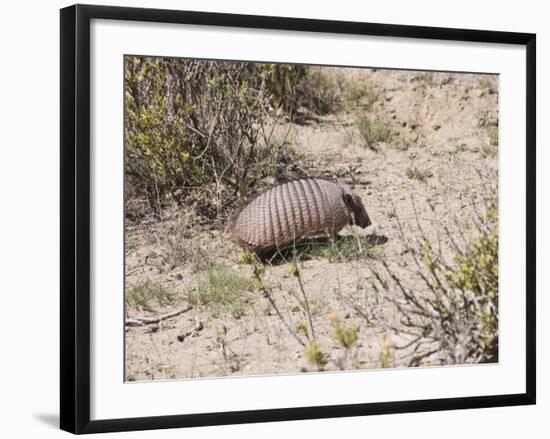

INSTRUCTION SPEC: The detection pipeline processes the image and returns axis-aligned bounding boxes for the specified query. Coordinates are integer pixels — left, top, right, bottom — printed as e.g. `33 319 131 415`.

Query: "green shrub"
356 115 393 150
487 125 499 147
445 207 498 359
264 65 351 116
453 143 469 153
264 65 381 117
262 64 307 114
126 280 182 311
125 57 304 221
406 167 433 182
189 264 253 318
373 199 499 365
343 81 379 111
477 111 499 155
304 341 329 370
331 313 359 350
294 67 343 115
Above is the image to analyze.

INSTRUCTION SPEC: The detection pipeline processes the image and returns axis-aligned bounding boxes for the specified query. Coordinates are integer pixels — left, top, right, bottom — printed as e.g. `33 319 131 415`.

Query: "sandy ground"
125 68 498 381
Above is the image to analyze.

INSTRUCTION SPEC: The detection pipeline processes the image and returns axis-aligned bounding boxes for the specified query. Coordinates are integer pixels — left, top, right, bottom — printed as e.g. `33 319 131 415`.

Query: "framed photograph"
60 4 536 434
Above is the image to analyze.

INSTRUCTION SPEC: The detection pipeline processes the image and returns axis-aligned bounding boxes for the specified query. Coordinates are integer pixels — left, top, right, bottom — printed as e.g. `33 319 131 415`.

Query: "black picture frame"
60 4 536 434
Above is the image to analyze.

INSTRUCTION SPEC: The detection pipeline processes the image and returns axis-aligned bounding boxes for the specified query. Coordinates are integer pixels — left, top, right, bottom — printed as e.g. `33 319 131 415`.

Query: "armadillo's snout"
359 211 371 228
348 194 371 228
355 207 371 228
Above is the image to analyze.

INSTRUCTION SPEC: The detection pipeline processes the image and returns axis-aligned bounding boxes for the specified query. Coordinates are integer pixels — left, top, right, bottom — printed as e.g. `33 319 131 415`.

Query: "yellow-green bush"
420 204 498 364
445 207 498 360
370 198 498 365
125 57 304 221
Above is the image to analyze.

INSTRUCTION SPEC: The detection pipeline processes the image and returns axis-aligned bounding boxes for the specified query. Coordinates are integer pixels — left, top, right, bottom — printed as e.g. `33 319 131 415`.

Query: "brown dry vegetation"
125 62 498 381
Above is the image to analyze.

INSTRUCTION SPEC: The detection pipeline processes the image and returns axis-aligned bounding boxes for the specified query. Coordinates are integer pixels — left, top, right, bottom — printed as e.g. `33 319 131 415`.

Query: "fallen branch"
126 305 193 327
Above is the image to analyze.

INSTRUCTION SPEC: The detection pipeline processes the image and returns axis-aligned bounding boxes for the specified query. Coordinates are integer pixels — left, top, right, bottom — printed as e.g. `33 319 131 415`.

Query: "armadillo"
230 178 371 253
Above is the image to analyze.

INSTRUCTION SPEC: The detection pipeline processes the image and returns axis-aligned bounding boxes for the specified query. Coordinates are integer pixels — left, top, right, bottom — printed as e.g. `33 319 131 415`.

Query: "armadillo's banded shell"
231 179 351 252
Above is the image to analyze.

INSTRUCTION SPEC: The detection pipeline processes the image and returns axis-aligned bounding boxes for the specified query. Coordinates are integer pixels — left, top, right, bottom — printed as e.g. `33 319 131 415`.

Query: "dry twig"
126 305 193 327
